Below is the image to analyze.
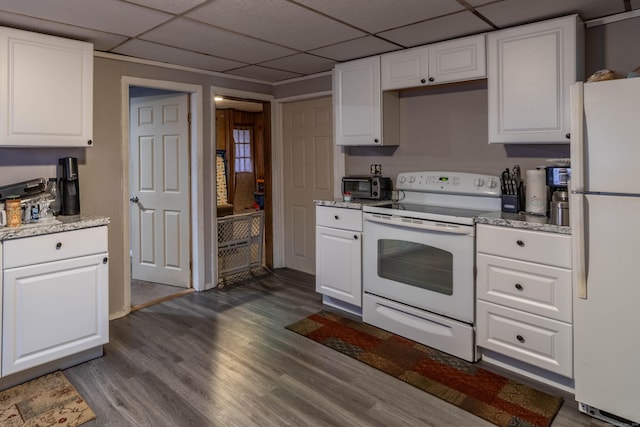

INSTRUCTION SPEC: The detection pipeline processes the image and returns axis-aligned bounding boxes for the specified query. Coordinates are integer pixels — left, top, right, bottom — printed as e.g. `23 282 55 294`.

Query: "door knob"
130 196 139 203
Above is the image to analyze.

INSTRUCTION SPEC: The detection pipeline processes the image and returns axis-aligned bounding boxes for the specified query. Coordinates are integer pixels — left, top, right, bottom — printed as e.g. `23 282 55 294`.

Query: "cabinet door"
488 15 582 144
333 56 383 146
2 253 108 376
0 27 93 147
315 226 362 306
381 47 428 90
428 34 486 84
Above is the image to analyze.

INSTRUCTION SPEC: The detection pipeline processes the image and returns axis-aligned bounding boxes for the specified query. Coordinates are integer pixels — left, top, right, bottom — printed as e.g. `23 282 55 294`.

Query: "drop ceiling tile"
0 0 173 37
0 11 128 50
465 0 503 6
379 10 494 47
112 39 247 71
309 36 401 62
123 0 207 14
477 0 627 28
141 18 297 63
185 0 366 51
293 0 465 33
225 65 302 82
259 54 336 75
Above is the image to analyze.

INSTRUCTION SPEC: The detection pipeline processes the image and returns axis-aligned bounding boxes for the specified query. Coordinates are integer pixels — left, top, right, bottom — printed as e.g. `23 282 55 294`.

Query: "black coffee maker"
58 157 80 215
545 166 571 216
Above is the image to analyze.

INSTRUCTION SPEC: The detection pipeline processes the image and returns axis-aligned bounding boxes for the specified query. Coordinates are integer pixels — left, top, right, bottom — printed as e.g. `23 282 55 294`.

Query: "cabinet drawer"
477 300 572 377
477 253 572 322
477 224 571 268
3 226 108 268
316 206 362 231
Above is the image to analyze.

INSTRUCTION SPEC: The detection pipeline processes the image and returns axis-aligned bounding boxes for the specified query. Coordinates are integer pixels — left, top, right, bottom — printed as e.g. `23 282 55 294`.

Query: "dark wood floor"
65 269 608 426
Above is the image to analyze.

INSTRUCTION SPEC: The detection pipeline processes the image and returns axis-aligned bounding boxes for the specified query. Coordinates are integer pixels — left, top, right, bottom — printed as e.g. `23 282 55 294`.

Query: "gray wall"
90 57 272 316
1 14 638 317
0 56 272 317
345 16 640 180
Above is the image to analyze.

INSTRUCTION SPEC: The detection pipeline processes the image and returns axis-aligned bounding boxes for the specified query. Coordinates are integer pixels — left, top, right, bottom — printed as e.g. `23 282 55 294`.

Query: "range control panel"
396 171 501 197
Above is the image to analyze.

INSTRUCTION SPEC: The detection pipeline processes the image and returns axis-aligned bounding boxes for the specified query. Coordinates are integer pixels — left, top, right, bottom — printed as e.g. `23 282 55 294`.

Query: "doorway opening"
214 94 273 285
129 87 193 309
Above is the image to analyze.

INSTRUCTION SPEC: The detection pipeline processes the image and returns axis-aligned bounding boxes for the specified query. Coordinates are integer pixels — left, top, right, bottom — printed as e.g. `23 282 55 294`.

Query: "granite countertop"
314 199 570 235
0 214 110 241
475 211 571 235
314 198 392 210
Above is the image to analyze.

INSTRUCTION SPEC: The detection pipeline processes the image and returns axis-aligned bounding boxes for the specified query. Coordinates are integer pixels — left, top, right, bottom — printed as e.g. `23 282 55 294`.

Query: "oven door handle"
363 213 473 235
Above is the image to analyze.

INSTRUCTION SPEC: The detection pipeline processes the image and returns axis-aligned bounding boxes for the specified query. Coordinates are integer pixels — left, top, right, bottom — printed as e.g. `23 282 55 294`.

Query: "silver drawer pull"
55 242 62 250
516 334 525 343
515 283 523 291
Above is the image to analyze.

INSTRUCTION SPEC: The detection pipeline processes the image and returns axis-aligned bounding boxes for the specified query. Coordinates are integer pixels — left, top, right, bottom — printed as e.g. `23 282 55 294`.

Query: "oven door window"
377 239 453 295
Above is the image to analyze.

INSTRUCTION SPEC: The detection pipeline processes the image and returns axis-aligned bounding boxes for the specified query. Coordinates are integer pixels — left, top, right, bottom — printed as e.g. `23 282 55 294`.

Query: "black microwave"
342 176 392 200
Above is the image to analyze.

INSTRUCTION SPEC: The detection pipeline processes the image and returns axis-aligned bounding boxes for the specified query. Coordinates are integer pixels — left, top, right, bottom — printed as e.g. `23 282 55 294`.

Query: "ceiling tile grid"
0 0 638 82
185 0 367 51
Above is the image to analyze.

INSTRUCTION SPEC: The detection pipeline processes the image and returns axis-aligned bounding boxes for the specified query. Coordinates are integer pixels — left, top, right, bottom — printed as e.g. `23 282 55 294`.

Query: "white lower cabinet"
1 226 109 377
315 206 362 308
476 224 573 378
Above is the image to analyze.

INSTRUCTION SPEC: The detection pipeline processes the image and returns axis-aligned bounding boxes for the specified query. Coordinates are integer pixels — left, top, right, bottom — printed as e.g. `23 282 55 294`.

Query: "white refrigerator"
570 78 640 426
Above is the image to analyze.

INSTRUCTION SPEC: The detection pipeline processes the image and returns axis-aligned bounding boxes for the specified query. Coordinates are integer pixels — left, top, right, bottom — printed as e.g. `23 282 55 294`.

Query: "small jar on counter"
5 195 22 227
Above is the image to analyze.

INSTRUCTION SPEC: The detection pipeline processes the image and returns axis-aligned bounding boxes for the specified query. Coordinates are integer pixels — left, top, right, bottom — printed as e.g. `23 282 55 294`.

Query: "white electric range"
362 171 501 362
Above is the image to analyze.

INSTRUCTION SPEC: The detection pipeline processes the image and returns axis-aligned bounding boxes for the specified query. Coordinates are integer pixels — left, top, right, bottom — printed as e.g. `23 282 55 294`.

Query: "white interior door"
130 94 190 287
283 97 333 274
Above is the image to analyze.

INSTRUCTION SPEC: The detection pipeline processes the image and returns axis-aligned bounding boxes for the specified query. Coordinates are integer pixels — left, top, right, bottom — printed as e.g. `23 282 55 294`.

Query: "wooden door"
130 94 191 287
283 97 333 274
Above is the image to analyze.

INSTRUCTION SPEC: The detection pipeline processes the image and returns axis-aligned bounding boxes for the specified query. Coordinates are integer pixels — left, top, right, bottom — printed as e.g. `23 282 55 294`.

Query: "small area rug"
286 311 563 427
0 371 95 427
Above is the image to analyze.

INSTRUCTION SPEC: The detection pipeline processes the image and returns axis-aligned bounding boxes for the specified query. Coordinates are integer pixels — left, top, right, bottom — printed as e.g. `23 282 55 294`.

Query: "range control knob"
474 178 485 187
409 176 416 183
486 178 497 188
399 176 406 184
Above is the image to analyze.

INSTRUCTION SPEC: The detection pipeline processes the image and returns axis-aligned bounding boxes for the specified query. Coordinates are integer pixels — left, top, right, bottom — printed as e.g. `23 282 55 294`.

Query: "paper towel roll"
526 169 547 214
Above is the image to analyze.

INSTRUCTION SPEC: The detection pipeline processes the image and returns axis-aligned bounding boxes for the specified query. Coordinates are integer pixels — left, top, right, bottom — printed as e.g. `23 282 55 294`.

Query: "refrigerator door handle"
571 192 587 299
570 82 585 192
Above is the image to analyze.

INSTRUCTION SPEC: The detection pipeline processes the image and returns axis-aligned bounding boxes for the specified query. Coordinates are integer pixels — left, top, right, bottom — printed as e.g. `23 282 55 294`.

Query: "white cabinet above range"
381 34 486 90
0 26 93 147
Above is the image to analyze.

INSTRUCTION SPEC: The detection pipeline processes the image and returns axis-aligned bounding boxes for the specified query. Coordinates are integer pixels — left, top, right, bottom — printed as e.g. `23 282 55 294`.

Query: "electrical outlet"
370 164 382 175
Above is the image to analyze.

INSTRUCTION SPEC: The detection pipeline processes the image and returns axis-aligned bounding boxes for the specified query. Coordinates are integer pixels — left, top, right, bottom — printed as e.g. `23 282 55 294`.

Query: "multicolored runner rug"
286 311 563 427
0 370 95 427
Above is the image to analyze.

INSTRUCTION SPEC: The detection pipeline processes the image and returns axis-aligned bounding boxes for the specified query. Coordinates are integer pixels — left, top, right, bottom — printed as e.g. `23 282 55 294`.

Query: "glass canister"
5 195 22 227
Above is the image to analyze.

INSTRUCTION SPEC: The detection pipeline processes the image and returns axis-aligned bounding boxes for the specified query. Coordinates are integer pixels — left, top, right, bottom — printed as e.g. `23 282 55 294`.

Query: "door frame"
122 77 204 311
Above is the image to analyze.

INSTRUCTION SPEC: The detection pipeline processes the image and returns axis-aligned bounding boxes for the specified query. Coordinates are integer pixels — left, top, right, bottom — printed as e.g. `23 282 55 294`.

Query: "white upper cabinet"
487 15 584 144
334 56 399 146
381 34 486 90
428 34 486 85
0 26 93 147
381 47 428 91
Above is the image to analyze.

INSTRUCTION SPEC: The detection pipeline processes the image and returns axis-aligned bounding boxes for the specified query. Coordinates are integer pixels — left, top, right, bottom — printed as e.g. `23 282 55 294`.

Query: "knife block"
502 194 520 213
